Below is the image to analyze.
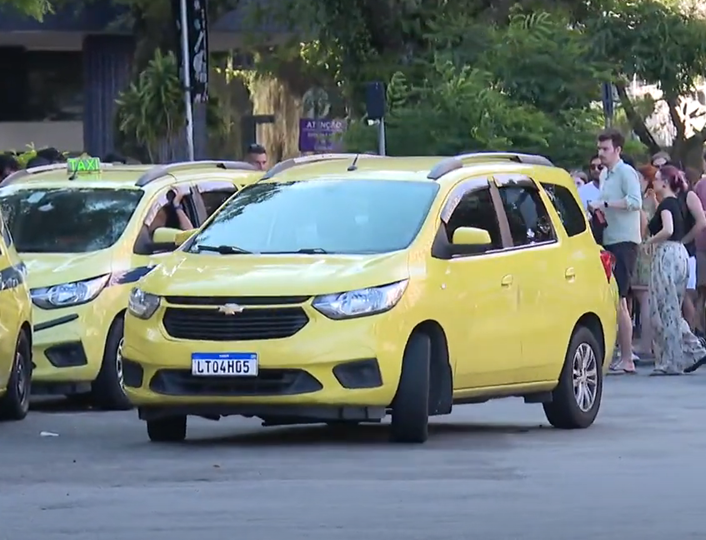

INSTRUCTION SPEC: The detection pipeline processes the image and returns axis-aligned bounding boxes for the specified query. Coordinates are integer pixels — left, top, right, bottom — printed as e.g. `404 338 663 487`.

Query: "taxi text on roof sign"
67 157 101 174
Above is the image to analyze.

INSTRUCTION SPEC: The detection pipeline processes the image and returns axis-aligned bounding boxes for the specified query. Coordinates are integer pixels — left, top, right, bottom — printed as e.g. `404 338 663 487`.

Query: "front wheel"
543 326 603 429
147 416 187 442
0 331 32 421
91 316 131 411
390 332 430 443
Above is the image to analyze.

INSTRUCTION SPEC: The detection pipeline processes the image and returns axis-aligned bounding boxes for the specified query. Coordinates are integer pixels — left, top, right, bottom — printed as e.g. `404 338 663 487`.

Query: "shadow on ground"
174 420 554 448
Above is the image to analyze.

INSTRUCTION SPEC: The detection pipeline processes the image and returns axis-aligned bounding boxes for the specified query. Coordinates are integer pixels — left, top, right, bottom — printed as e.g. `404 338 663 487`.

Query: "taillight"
599 250 615 282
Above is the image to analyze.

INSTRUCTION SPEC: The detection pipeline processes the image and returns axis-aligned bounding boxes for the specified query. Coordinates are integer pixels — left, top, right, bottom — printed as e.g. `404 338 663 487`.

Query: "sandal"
684 356 706 374
650 368 681 376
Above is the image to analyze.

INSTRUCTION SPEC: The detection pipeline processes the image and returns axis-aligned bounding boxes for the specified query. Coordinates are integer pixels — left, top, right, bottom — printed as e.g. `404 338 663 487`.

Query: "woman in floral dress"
631 165 658 357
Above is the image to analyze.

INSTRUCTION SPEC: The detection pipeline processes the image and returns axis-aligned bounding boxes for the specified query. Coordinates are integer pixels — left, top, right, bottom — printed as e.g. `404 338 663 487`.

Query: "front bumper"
122 304 408 414
31 286 126 389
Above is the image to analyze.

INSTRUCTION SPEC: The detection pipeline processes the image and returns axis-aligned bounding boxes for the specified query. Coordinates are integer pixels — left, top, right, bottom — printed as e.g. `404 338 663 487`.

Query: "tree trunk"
615 81 661 154
249 75 302 162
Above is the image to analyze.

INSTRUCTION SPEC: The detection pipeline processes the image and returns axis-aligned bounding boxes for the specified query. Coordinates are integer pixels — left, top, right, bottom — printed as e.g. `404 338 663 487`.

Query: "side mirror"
150 227 196 252
174 228 197 247
450 226 493 255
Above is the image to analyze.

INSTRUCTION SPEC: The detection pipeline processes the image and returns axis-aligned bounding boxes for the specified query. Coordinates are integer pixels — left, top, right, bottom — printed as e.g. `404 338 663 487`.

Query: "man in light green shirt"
588 129 642 373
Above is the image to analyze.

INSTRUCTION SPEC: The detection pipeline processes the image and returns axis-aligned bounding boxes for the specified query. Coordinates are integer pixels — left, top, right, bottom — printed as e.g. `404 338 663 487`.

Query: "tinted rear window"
541 183 587 237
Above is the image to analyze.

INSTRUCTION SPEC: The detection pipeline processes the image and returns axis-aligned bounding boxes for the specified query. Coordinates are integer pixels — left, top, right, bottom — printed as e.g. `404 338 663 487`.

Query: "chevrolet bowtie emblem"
217 303 244 315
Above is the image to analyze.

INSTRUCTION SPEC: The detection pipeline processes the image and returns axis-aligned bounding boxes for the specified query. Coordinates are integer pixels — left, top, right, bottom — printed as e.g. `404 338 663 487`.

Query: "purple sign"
298 118 347 152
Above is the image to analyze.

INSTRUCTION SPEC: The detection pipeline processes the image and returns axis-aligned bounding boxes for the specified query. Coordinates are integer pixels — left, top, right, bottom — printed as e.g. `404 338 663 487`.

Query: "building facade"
0 1 261 159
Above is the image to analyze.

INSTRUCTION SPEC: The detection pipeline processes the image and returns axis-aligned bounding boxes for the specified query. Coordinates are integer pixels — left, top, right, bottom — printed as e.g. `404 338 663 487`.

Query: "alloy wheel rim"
15 351 28 405
116 338 125 387
572 343 598 412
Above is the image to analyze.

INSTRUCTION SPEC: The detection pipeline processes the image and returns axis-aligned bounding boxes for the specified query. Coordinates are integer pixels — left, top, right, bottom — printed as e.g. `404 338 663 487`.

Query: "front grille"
165 295 310 306
162 307 309 341
149 368 322 396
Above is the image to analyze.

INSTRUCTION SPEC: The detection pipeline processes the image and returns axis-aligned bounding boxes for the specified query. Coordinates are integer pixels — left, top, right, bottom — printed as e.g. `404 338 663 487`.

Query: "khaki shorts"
696 251 706 288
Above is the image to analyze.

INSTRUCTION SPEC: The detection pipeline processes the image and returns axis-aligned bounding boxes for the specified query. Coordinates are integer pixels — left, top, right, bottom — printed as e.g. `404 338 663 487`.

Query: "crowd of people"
574 129 706 376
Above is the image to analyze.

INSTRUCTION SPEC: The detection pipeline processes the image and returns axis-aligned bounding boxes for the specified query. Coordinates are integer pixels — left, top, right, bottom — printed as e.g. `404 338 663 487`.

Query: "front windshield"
188 179 439 255
0 188 144 253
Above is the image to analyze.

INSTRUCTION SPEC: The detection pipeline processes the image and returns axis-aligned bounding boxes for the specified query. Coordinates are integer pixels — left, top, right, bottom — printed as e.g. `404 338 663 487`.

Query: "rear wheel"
147 416 187 442
543 326 603 429
0 331 32 421
91 316 131 411
390 332 430 443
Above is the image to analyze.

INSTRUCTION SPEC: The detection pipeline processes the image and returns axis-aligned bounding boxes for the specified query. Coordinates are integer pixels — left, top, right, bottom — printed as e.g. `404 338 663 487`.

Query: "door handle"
501 274 513 287
565 267 576 279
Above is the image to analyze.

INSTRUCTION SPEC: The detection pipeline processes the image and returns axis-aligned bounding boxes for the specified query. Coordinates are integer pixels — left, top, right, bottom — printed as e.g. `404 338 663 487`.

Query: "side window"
499 186 555 246
541 183 587 237
143 188 198 235
133 187 199 254
202 190 236 217
195 180 238 219
445 188 503 250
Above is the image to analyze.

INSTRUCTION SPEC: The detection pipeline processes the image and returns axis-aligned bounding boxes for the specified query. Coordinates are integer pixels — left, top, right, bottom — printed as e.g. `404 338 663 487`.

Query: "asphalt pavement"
1 368 705 540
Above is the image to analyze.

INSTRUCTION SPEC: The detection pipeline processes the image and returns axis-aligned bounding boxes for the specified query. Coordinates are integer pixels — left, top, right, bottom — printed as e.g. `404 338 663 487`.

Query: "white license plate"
191 353 258 377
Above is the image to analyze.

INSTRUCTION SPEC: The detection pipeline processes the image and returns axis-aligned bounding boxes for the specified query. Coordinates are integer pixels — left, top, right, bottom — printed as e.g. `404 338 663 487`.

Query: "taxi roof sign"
67 157 101 174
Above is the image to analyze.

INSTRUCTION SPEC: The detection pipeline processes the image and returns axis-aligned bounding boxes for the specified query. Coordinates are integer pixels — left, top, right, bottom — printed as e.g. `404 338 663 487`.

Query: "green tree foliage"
587 0 706 165
0 0 52 18
243 0 706 167
345 10 606 167
115 49 185 162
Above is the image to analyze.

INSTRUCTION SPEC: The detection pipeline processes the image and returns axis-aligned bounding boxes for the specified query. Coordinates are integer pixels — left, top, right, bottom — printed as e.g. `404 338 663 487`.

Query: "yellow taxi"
0 157 261 410
0 208 32 421
122 152 618 443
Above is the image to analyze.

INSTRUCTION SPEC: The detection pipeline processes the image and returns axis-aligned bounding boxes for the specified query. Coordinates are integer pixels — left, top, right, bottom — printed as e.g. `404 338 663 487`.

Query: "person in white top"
579 155 603 210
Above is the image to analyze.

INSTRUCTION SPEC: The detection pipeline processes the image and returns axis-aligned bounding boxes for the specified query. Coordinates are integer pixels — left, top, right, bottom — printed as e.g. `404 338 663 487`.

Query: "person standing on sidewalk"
646 167 706 375
588 129 642 373
579 155 603 211
693 153 706 337
245 143 268 171
672 166 706 333
631 164 659 358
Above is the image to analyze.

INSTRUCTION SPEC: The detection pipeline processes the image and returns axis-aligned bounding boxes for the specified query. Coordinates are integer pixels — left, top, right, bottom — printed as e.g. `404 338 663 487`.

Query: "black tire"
91 316 131 411
0 330 32 421
543 326 603 429
390 332 430 443
147 416 187 442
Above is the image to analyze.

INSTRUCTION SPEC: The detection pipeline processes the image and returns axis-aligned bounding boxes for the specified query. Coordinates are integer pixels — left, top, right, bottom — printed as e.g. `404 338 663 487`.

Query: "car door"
0 219 23 390
192 179 238 223
541 180 600 356
494 174 566 382
433 178 523 390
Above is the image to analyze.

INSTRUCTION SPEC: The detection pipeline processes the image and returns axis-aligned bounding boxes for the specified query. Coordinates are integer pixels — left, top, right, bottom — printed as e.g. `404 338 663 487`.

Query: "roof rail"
427 151 554 180
259 153 384 181
455 152 554 167
135 160 258 187
0 163 90 188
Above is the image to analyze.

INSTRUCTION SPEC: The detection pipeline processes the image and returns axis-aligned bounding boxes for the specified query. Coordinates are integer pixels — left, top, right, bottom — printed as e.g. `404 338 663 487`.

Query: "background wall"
0 121 84 152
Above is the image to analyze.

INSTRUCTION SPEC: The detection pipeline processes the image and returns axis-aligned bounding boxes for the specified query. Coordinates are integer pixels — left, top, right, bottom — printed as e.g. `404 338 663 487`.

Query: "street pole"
378 118 386 156
179 0 195 161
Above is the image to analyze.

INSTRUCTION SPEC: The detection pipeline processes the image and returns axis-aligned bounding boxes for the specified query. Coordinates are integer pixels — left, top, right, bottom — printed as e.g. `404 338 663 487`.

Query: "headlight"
31 274 109 310
312 280 408 320
128 287 161 320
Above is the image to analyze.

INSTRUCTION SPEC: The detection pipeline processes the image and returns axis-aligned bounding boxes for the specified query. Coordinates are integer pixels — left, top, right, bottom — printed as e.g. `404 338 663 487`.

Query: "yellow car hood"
21 251 112 289
146 251 410 297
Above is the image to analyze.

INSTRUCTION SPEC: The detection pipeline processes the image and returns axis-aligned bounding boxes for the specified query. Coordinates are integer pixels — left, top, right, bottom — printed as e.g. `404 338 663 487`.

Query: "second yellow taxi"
122 152 618 443
0 157 262 409
0 207 32 421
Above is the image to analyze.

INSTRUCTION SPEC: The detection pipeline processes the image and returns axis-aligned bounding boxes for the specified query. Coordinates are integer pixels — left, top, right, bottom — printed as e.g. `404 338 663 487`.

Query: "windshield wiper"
195 244 251 254
263 248 329 254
